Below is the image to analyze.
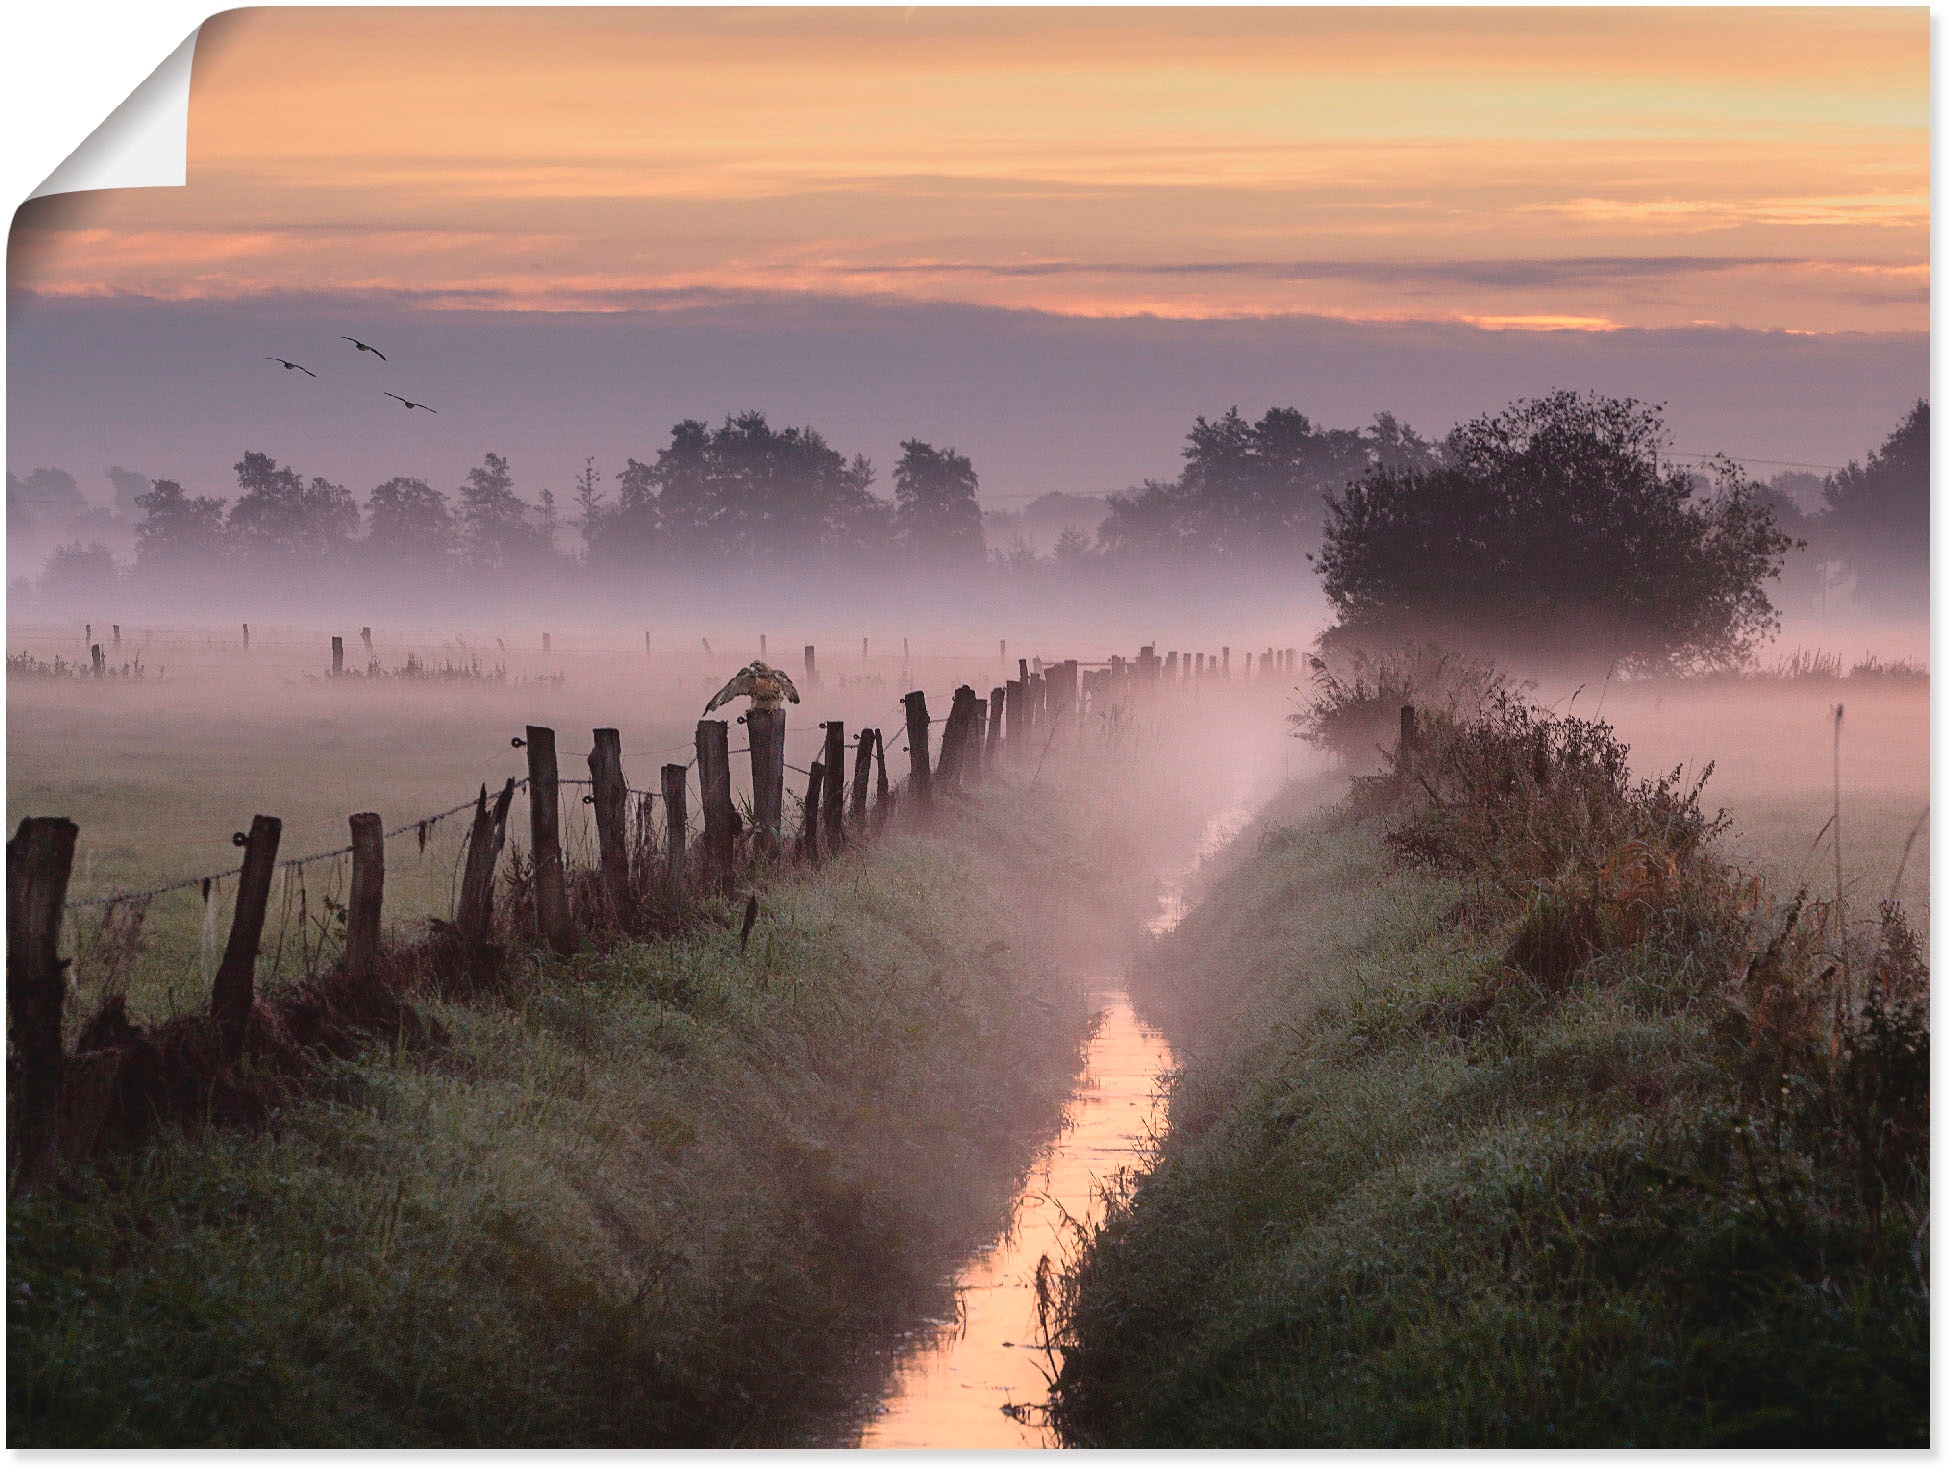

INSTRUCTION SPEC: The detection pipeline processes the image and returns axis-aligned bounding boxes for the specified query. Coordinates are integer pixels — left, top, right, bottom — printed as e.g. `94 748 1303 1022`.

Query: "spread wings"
768 669 803 704
703 668 755 713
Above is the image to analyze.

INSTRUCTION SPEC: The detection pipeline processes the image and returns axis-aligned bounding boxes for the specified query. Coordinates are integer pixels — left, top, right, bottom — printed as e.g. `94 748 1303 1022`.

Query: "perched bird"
383 392 437 413
266 357 316 377
704 660 801 715
341 336 387 360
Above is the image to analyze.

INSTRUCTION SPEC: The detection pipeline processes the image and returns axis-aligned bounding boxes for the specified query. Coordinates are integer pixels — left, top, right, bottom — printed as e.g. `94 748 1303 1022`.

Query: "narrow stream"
857 798 1259 1448
858 982 1172 1449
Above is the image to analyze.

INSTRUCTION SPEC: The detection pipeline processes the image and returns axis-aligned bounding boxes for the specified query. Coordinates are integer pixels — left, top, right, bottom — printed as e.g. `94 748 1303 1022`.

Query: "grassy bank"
9 742 1185 1447
1047 701 1928 1447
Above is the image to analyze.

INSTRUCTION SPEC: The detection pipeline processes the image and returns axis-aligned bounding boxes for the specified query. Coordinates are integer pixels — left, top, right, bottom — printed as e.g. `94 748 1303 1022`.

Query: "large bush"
1314 392 1797 672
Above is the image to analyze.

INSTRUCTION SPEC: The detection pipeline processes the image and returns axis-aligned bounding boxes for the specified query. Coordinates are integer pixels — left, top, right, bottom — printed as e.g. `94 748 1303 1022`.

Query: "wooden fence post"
696 719 736 892
801 761 825 861
661 763 688 897
1005 678 1025 756
345 812 385 979
986 687 1007 765
331 636 344 677
872 727 891 820
213 814 282 1063
8 816 77 1180
645 631 653 658
746 708 787 859
936 685 978 789
588 727 632 922
969 698 987 786
242 622 250 650
456 779 516 942
804 644 820 691
543 632 552 653
90 644 104 677
525 726 576 954
1396 704 1418 791
903 690 934 810
112 624 120 650
850 728 875 823
821 721 847 848
360 626 375 664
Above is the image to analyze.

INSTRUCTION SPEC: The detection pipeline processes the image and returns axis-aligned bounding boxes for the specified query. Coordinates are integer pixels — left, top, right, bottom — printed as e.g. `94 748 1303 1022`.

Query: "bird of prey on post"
703 660 801 714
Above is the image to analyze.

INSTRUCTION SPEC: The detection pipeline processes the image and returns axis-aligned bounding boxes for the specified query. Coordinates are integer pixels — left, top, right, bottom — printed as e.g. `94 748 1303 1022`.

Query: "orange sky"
9 7 1930 332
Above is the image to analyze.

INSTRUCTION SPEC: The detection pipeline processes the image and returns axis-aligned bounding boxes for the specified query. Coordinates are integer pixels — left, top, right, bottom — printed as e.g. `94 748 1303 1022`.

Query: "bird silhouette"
341 336 387 361
266 357 316 377
383 392 437 413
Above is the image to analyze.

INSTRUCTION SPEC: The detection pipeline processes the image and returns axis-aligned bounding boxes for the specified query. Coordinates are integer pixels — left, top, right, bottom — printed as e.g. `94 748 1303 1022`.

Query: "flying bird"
341 336 387 360
266 357 316 377
383 392 437 413
703 660 801 715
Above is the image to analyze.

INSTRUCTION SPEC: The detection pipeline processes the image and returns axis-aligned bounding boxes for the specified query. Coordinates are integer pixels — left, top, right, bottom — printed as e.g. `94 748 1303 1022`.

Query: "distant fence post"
90 644 104 677
8 816 77 1180
802 761 825 861
456 779 516 943
525 725 576 954
696 719 736 892
804 643 820 691
903 691 934 811
242 622 250 650
986 687 1007 766
821 721 847 848
746 708 787 859
661 763 688 897
213 814 282 1063
331 636 344 678
112 624 121 650
345 812 384 979
850 728 875 824
588 727 632 922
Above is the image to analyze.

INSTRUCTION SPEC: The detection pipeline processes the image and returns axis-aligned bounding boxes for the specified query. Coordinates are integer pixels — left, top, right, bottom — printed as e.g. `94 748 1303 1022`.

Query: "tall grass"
1046 693 1927 1447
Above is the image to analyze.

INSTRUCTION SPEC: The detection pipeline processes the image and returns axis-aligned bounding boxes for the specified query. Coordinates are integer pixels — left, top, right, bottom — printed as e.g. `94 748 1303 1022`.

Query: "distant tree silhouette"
458 452 539 569
132 478 228 568
366 477 458 565
228 452 358 558
1098 407 1435 568
570 458 608 557
1315 391 1796 671
105 466 151 511
7 467 86 538
893 440 984 567
41 540 120 601
1820 399 1928 617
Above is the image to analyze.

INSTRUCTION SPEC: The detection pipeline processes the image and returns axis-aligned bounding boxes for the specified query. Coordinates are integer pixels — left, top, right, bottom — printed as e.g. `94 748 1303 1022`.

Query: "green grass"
9 749 1188 1447
1046 729 1927 1447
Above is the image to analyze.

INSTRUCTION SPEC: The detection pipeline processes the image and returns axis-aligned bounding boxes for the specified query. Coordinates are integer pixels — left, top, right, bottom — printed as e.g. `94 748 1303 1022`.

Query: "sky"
6 6 1931 508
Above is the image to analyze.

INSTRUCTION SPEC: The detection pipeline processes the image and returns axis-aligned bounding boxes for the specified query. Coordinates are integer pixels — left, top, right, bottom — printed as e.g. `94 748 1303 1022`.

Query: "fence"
7 635 1292 1181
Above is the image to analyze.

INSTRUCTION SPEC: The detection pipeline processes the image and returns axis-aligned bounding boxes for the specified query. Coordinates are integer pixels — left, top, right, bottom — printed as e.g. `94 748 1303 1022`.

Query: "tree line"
10 394 1927 667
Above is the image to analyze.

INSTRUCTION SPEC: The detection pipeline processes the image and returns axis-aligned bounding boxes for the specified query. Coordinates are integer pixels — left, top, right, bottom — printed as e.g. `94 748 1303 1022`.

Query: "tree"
1314 391 1797 671
1097 407 1435 568
228 452 358 557
41 541 120 602
892 439 984 567
1820 400 1928 617
132 479 228 568
570 458 609 556
366 477 457 565
458 452 534 569
7 467 85 539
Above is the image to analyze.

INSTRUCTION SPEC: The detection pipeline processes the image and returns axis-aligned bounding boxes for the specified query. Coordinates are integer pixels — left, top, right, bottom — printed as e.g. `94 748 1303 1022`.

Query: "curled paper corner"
28 27 200 200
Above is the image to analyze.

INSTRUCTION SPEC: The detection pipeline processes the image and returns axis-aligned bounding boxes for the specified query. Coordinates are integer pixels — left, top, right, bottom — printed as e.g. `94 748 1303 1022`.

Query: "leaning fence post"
345 812 385 979
213 814 282 1063
802 761 825 861
851 728 875 824
525 726 576 954
456 779 515 942
588 727 632 922
8 816 77 1180
903 691 934 810
746 707 787 859
661 763 688 897
696 719 736 893
821 721 848 849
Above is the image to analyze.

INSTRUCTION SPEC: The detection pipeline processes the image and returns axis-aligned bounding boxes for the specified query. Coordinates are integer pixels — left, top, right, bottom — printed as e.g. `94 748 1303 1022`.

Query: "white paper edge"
27 25 198 200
